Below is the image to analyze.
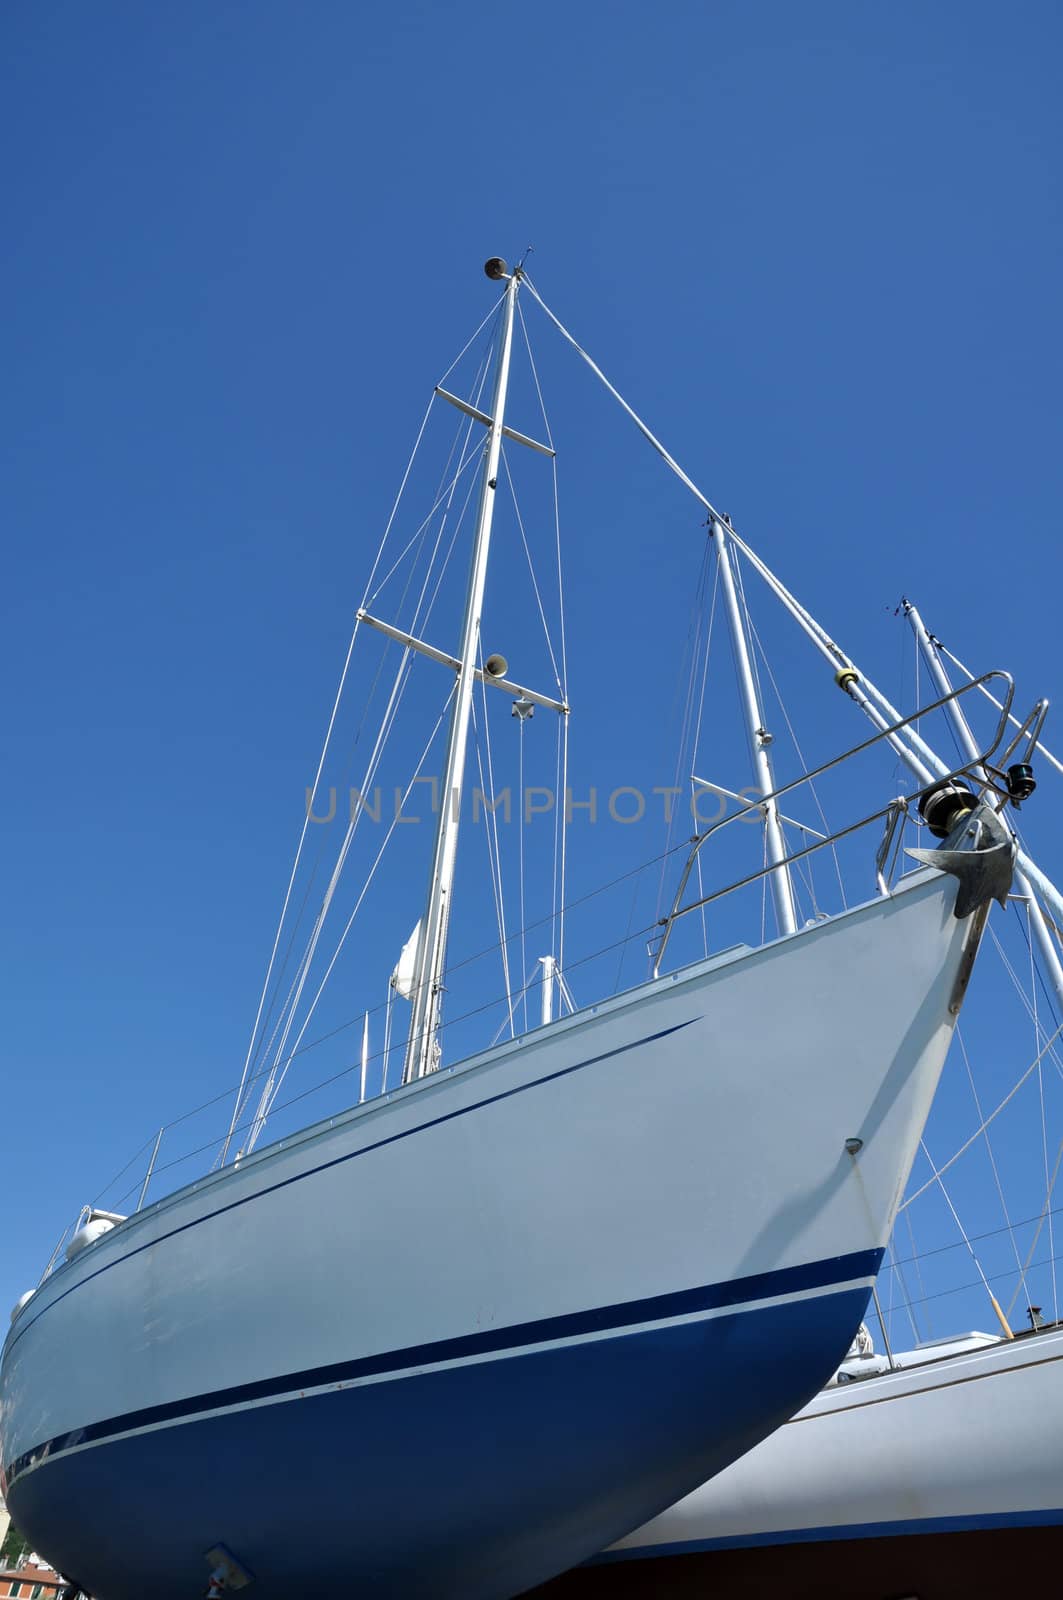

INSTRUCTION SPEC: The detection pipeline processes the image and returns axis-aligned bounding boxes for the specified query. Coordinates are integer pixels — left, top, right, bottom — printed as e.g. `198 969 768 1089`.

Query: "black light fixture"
1007 762 1036 805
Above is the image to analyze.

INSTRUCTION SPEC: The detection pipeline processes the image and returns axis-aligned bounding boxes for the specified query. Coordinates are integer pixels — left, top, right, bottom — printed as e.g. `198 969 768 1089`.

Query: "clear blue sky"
4 1 1063 1342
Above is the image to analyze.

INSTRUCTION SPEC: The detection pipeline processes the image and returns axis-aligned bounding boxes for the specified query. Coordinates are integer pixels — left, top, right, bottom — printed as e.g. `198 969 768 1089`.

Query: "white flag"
391 920 422 1001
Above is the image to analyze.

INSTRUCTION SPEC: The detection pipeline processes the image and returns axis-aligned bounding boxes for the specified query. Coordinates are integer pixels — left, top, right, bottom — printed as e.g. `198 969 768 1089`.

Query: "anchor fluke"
907 800 1016 919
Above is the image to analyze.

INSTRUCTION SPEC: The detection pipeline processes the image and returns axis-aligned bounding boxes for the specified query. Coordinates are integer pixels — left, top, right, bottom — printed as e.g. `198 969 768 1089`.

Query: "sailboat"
0 258 1027 1600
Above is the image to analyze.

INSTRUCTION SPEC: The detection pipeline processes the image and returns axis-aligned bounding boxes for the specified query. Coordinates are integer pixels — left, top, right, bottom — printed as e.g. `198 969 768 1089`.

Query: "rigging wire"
689 563 722 957
731 554 816 922
489 956 543 1047
223 375 460 1159
1005 1137 1063 1320
238 415 485 1121
954 1022 1030 1310
92 827 699 1214
249 687 456 1137
365 329 494 624
990 922 1063 1078
228 338 498 1151
243 644 421 1146
900 1020 1063 1209
471 690 515 1034
917 1136 1011 1333
890 1247 1063 1320
516 300 570 972
107 908 670 1209
744 608 847 912
655 538 713 925
522 271 958 799
499 445 563 690
883 1240 922 1346
240 412 489 1143
1028 902 1060 1322
937 642 1063 778
517 706 529 1030
902 1207 932 1339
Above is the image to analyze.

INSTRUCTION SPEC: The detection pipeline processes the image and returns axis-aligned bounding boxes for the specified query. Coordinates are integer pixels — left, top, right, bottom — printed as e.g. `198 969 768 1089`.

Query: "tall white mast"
403 261 520 1083
903 598 1063 1016
712 516 798 938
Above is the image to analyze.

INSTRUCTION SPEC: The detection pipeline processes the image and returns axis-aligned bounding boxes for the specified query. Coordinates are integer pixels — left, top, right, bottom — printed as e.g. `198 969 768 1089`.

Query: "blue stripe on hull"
9 1284 870 1600
4 1246 882 1485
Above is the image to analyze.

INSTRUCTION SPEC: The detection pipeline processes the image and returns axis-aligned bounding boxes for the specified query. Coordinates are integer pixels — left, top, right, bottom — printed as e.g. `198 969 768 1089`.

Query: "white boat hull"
555 1328 1063 1597
1 873 979 1599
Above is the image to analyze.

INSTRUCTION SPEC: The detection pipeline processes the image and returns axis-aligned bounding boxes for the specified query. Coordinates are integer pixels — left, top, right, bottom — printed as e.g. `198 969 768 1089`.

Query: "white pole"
137 1128 164 1212
901 600 987 774
712 518 797 937
404 266 521 1083
382 982 394 1094
539 955 557 1027
904 600 1063 1016
359 1012 370 1105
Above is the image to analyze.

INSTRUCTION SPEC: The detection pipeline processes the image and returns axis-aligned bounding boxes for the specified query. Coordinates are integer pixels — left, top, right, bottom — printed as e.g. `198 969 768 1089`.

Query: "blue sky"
3 2 1063 1342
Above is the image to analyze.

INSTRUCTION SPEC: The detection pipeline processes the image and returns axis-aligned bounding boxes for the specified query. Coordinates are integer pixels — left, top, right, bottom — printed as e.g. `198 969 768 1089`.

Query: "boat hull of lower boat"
2 872 978 1599
553 1327 1063 1598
